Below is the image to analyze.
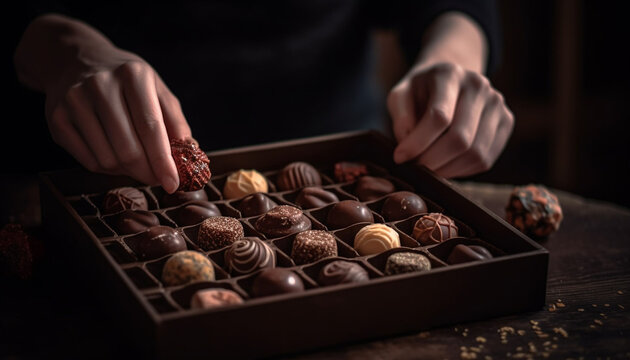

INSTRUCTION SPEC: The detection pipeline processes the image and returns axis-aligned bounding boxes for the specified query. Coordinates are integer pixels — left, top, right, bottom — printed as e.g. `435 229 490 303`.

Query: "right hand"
44 48 190 193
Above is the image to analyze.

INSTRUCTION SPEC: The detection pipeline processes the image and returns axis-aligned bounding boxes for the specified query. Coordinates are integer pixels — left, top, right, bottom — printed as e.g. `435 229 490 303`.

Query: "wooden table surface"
1 174 629 360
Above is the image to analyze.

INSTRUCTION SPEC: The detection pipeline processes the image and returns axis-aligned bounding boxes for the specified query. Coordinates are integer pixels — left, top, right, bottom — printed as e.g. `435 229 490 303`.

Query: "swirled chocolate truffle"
238 193 277 217
223 169 268 199
326 200 374 229
171 138 211 192
255 205 311 238
334 161 368 183
102 187 148 214
128 225 187 261
447 244 493 264
162 250 215 286
505 184 563 238
384 252 431 275
381 191 427 221
197 216 244 250
161 188 208 208
224 237 275 275
317 260 369 286
276 162 322 191
175 201 221 226
354 176 396 202
412 213 458 245
111 209 160 235
295 187 339 209
251 268 305 297
291 230 337 265
190 288 244 309
353 224 400 256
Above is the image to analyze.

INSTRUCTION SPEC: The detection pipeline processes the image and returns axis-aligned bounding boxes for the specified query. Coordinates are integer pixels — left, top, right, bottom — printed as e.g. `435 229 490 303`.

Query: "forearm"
414 12 488 74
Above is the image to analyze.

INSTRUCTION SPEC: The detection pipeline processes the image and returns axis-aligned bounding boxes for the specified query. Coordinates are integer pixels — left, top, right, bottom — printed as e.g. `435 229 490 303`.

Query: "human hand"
44 48 191 193
387 62 514 178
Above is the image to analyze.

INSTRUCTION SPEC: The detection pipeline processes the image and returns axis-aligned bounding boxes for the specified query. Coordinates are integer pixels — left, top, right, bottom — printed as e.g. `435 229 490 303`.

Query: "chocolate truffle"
326 200 374 229
223 169 268 199
353 224 400 256
255 205 312 238
317 260 369 286
291 230 338 265
175 201 221 226
334 161 368 183
354 176 396 202
197 216 244 250
447 244 494 264
505 184 563 238
295 187 339 209
224 237 275 275
190 288 244 310
161 189 208 208
276 162 322 191
251 268 305 297
412 213 458 245
381 191 427 221
102 187 148 214
384 252 431 275
111 209 160 235
128 225 187 261
162 250 215 286
238 193 277 217
171 138 211 192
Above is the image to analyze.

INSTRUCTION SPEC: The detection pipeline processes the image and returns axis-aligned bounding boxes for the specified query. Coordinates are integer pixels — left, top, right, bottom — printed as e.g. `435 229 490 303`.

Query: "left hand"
387 62 514 178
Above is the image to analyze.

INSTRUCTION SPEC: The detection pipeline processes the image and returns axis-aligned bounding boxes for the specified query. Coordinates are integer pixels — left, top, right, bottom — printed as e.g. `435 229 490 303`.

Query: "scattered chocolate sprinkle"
604 303 610 307
476 336 487 343
619 304 625 310
618 290 624 295
552 327 568 338
593 319 603 325
577 308 585 312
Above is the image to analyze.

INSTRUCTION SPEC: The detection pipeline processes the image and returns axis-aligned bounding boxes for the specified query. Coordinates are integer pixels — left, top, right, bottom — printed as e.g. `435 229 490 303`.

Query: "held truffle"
127 225 187 261
197 216 244 250
224 237 275 275
161 189 208 208
334 161 368 183
238 193 277 217
162 250 215 286
353 224 400 256
290 230 338 265
412 213 458 245
354 176 396 201
295 187 339 209
326 200 374 230
276 162 322 191
170 138 211 192
175 201 221 226
111 209 160 235
255 205 312 238
190 288 244 309
102 187 148 214
381 191 427 221
317 260 369 286
251 268 305 297
223 169 268 199
447 244 493 265
505 184 563 238
384 252 431 275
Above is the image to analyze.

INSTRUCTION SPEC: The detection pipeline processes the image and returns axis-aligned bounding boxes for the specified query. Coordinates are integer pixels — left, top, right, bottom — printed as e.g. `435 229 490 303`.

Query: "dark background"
4 0 630 222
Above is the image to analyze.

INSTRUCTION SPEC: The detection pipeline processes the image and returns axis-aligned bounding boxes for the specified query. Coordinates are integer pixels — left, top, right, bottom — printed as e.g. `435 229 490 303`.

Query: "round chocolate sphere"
161 189 208 208
276 162 322 191
176 200 221 226
251 268 305 297
112 209 160 235
238 192 277 217
190 288 244 309
255 205 312 238
447 244 493 265
291 230 338 265
326 200 374 230
162 250 215 286
354 176 396 202
129 225 187 261
353 224 400 256
412 213 458 245
197 216 244 250
102 187 148 214
317 260 369 286
381 191 427 221
295 187 339 209
384 252 431 275
224 237 275 275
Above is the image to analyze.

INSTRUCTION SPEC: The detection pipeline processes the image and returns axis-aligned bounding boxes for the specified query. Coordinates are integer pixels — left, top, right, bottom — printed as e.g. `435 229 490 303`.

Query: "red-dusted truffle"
0 223 34 280
171 138 211 192
505 184 563 238
334 161 368 183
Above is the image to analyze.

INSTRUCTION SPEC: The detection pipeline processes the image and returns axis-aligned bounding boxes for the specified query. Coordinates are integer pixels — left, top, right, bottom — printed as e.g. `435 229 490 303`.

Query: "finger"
387 80 417 143
416 82 487 171
155 75 192 141
121 64 179 193
48 104 101 172
393 71 460 164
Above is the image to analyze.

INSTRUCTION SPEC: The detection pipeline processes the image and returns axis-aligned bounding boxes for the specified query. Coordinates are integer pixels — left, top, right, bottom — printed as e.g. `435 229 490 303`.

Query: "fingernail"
163 175 179 194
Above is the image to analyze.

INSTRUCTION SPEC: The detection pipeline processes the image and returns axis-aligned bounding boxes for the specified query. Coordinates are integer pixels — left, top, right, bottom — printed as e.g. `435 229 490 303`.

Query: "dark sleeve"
365 0 502 76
